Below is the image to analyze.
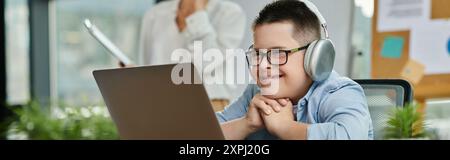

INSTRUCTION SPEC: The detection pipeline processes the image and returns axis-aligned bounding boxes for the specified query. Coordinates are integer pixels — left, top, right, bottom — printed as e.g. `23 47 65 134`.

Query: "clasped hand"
245 94 296 137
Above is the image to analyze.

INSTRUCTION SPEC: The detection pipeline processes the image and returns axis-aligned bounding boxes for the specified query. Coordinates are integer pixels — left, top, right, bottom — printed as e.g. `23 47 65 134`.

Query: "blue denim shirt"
216 71 374 140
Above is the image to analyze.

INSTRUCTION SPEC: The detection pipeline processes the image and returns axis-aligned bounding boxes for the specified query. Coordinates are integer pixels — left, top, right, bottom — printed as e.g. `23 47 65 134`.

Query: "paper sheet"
410 21 450 75
377 0 431 32
401 59 425 85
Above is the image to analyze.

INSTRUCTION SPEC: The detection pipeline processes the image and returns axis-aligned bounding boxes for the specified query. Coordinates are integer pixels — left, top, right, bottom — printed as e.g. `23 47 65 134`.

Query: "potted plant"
383 103 429 140
2 101 119 140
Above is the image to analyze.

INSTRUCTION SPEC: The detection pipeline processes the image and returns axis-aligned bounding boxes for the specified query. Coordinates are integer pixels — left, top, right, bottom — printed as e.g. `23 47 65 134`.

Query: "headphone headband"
299 0 329 39
300 0 326 25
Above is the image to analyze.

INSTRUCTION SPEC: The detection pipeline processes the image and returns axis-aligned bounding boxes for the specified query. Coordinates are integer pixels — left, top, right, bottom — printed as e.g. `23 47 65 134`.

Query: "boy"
216 0 373 140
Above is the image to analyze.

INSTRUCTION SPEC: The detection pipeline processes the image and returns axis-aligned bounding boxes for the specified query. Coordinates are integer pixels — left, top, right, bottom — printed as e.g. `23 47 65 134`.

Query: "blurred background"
1 0 449 140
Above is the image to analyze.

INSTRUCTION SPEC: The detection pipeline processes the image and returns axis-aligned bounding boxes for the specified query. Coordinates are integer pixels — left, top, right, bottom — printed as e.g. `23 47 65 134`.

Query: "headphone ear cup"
304 40 318 80
304 39 335 81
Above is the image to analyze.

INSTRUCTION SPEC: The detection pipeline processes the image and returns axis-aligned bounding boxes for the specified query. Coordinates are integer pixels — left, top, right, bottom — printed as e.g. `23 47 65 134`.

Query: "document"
377 0 431 32
410 21 450 74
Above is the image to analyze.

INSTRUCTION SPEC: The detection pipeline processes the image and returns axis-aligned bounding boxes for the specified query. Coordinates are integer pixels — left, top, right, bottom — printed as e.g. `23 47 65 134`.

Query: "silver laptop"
93 63 225 140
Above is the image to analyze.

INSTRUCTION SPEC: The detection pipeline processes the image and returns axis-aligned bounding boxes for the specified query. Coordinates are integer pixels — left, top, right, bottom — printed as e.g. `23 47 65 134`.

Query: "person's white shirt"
139 0 246 100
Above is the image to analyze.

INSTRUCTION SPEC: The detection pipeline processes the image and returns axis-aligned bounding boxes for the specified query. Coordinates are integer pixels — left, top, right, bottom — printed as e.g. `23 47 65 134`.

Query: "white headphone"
300 0 335 82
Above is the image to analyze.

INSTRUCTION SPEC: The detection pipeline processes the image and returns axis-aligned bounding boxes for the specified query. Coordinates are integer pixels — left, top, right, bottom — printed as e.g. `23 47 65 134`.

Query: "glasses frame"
245 43 310 66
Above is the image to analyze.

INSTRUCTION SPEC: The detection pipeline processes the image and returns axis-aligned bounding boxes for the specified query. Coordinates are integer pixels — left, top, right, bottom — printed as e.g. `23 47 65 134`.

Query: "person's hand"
260 99 295 137
252 95 290 115
245 94 289 130
118 61 135 68
176 0 195 32
194 0 208 11
176 0 208 32
244 94 266 132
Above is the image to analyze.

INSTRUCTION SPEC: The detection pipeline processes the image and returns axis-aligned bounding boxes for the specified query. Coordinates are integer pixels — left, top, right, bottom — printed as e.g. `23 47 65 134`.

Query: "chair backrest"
354 79 413 140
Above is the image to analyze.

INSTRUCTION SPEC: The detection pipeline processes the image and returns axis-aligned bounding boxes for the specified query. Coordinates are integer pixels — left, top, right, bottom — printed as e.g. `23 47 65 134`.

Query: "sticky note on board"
381 36 405 59
400 59 425 85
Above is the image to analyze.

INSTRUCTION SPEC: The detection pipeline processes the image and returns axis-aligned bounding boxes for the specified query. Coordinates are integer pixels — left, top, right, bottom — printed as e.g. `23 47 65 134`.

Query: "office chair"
354 79 413 140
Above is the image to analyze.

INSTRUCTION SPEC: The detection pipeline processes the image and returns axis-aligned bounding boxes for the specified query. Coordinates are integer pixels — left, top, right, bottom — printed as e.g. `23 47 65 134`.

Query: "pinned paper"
400 59 425 85
381 36 404 59
410 21 450 74
377 0 431 32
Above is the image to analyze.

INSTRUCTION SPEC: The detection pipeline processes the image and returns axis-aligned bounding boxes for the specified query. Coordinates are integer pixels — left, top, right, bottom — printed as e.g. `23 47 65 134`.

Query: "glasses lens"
246 49 260 66
269 50 287 65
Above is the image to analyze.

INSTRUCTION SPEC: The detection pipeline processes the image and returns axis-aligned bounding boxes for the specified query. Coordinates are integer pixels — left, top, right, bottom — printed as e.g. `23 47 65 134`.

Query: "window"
426 100 450 140
350 0 374 79
51 0 155 104
5 0 30 105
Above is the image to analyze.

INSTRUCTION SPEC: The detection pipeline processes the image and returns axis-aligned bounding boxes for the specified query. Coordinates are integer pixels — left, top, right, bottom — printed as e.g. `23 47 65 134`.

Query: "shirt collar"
296 81 319 105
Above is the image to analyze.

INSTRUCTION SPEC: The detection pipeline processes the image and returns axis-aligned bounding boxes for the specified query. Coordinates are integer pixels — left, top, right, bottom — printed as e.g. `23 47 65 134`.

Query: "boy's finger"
254 100 273 115
277 99 288 106
259 96 281 112
265 99 281 112
287 99 293 105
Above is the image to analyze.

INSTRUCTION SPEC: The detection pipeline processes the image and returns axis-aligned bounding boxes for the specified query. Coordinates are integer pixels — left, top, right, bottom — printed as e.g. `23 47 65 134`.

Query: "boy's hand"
251 95 290 115
245 94 290 131
260 99 295 137
245 94 266 132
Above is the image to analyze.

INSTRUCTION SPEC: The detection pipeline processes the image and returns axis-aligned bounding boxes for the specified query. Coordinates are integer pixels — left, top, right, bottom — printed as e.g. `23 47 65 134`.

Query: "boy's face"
252 22 313 100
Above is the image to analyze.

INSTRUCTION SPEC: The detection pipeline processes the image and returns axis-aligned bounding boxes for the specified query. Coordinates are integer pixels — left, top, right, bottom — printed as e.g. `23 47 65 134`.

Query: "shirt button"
300 100 306 106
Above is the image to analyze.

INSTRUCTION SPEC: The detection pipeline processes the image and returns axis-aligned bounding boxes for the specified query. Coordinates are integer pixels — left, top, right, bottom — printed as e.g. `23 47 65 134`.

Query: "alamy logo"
170 41 281 95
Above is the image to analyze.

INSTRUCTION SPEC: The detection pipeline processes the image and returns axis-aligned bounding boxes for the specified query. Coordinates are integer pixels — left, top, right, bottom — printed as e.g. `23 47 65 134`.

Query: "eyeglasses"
245 44 310 66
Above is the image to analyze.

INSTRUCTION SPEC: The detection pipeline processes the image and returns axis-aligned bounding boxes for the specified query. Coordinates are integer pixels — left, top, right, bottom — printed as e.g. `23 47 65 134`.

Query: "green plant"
4 101 119 140
384 103 428 139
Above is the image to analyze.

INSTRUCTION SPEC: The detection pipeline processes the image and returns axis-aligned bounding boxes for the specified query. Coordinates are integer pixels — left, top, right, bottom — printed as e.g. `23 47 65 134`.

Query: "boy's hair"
253 0 321 45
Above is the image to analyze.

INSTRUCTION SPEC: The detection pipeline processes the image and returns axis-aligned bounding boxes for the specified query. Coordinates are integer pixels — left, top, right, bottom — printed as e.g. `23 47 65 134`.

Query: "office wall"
232 0 355 76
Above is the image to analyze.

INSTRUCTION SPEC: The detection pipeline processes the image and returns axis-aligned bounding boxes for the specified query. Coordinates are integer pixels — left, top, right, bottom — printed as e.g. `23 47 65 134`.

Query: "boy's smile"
259 72 285 86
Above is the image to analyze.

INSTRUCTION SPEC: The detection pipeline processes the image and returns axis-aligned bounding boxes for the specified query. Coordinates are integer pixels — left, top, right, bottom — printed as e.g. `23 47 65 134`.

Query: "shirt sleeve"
215 84 257 123
183 11 214 41
307 84 372 140
182 3 246 75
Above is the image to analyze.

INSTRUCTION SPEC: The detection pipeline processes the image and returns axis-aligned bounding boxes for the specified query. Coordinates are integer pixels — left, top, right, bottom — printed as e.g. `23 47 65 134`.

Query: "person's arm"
183 2 246 74
255 84 371 140
183 2 246 49
274 121 309 140
307 84 372 140
220 117 257 140
215 84 254 123
221 94 284 140
256 98 309 140
216 84 266 140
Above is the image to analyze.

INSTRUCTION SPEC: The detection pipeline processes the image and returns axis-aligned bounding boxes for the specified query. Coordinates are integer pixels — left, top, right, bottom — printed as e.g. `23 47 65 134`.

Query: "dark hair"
253 0 321 43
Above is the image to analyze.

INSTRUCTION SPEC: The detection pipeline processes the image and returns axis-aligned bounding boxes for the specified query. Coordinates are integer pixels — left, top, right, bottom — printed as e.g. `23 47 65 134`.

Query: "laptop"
93 63 225 140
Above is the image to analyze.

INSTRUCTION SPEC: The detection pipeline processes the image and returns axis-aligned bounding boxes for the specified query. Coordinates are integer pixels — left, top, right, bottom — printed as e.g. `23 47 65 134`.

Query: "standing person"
138 0 246 110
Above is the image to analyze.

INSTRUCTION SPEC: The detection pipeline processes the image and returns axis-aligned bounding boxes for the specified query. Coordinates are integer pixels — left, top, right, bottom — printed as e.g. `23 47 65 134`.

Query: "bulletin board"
372 0 450 101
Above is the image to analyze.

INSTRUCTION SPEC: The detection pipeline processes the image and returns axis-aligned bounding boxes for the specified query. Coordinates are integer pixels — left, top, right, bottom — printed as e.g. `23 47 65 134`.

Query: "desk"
211 99 229 112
